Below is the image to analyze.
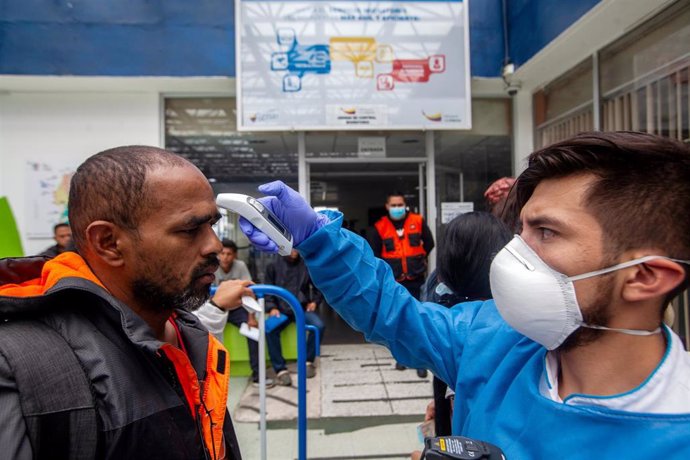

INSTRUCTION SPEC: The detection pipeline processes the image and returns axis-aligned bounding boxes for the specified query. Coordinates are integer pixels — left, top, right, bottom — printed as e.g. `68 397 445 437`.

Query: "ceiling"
165 97 511 184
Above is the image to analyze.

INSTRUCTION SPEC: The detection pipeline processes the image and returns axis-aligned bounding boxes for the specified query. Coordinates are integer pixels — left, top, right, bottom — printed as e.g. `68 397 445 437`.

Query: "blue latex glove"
239 181 330 252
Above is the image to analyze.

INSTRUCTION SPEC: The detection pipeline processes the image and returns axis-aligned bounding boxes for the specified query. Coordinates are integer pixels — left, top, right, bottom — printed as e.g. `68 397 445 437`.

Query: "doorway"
304 132 428 344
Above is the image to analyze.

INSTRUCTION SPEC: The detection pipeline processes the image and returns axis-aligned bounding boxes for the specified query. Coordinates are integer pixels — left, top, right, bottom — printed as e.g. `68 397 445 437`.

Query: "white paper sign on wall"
441 201 474 224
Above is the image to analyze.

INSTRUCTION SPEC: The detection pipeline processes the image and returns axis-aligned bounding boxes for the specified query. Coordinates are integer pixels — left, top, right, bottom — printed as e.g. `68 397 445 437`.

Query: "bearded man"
0 146 245 459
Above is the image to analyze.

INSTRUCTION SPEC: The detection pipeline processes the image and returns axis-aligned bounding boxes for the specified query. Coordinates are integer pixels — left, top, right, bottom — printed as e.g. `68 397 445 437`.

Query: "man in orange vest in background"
369 192 435 377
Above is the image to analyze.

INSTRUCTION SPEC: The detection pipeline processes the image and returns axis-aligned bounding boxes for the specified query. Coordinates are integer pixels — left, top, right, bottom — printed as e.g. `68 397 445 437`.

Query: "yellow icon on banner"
330 37 377 64
376 44 394 63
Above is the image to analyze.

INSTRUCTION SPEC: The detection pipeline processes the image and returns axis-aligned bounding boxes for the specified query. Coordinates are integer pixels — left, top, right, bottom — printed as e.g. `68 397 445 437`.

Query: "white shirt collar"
539 326 690 414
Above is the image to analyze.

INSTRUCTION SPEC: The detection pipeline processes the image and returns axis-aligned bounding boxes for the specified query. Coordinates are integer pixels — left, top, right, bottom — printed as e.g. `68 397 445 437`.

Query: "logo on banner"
422 111 443 122
248 110 280 124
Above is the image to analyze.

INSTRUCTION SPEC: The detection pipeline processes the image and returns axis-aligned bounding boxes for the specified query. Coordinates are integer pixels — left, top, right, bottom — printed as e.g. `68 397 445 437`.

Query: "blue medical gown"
298 212 690 459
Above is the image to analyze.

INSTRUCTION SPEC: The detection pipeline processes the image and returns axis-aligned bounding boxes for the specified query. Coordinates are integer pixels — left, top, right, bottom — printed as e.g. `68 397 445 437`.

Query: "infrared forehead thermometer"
216 193 293 256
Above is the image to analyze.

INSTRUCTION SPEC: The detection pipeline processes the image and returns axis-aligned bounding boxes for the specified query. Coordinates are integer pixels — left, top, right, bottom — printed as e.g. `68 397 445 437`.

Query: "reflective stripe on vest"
161 332 230 459
374 213 427 280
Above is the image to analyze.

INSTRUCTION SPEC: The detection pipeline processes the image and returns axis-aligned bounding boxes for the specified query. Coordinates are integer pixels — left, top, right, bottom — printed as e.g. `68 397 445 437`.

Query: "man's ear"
84 221 126 267
621 257 687 303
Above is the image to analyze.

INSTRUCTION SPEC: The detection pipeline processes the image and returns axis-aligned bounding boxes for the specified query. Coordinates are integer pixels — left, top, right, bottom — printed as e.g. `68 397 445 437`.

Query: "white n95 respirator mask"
488 236 684 350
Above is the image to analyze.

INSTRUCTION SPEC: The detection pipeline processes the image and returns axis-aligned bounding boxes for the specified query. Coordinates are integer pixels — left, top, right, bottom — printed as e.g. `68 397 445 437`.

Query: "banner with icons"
236 0 471 131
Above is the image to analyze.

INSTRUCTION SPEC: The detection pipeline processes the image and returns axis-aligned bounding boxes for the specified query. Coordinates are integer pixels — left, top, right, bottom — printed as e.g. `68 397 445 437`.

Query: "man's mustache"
191 255 220 279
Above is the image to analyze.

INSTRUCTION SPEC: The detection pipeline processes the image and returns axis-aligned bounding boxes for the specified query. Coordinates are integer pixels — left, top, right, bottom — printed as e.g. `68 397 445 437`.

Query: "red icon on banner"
428 55 445 73
377 74 395 91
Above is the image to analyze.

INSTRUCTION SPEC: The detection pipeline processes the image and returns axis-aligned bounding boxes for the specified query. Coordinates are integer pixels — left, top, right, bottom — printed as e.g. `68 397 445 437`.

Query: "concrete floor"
228 344 432 460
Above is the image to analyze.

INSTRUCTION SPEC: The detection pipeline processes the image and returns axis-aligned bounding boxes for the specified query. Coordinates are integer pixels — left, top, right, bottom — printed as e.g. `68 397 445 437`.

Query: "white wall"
0 91 160 255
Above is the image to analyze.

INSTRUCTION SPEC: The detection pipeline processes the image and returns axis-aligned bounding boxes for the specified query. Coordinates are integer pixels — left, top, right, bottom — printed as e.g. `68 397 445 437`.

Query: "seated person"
264 250 325 386
195 279 275 387
215 239 251 284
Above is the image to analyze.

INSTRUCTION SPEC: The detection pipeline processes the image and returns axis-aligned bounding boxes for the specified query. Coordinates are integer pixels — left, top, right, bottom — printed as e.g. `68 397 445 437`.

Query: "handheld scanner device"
216 193 293 256
421 436 506 460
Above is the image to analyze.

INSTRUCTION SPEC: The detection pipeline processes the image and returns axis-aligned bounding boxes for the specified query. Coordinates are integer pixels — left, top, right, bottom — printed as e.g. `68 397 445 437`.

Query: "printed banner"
236 0 471 130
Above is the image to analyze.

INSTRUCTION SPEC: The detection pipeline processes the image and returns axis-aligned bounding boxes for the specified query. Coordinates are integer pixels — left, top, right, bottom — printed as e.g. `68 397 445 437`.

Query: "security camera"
505 80 521 97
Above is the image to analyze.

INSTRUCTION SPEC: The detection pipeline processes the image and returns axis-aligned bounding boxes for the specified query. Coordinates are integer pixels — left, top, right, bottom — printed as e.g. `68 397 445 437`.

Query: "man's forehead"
144 166 217 219
521 175 594 222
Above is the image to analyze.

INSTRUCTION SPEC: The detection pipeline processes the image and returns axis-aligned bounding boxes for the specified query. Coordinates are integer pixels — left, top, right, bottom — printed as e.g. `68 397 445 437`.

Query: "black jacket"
0 254 241 460
264 256 323 315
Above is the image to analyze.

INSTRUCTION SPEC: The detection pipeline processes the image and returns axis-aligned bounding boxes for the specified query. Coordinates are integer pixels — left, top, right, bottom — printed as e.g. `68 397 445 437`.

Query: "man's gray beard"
131 278 210 313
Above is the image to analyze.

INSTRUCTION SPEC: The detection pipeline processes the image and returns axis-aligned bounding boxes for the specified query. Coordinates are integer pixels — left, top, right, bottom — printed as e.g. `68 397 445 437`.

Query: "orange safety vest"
374 213 428 281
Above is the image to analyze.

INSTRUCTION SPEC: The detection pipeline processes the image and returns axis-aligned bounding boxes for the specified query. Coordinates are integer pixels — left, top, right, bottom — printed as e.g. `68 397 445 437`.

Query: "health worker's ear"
84 221 127 267
621 255 687 303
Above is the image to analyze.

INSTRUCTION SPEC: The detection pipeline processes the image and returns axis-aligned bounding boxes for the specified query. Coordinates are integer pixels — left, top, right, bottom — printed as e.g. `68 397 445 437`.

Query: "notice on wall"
25 160 77 238
236 0 471 131
441 201 474 224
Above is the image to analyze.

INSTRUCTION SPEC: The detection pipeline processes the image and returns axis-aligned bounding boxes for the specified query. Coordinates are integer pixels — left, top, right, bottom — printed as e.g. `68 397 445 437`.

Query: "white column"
425 131 437 274
511 91 534 176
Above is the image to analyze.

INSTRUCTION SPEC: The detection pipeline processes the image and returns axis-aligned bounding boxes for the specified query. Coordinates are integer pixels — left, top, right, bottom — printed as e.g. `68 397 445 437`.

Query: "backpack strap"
0 320 98 459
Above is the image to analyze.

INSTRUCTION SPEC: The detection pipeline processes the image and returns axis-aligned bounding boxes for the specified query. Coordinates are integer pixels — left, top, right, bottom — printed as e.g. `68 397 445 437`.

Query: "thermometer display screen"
264 210 289 238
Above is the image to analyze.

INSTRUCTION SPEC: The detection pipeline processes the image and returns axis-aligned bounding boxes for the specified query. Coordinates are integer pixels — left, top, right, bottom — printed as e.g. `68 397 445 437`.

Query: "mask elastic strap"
581 323 662 336
568 255 690 282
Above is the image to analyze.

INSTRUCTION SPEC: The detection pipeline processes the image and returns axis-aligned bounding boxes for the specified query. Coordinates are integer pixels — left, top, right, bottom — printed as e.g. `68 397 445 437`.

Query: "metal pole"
298 132 308 203
252 285 307 460
459 172 464 202
258 296 267 460
418 163 425 218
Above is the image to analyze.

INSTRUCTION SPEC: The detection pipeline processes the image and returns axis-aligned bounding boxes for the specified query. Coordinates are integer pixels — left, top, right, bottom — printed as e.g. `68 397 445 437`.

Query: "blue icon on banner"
283 74 302 92
271 28 331 93
288 44 331 75
271 52 289 71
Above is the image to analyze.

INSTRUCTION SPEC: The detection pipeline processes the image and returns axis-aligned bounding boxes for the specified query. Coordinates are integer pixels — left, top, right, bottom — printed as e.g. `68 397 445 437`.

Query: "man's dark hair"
438 212 511 299
386 191 406 203
68 146 189 251
221 239 238 252
53 223 70 234
515 131 690 296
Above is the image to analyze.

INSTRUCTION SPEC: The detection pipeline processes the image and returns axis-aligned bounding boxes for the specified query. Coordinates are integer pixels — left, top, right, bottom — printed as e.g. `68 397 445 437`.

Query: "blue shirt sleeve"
298 211 486 388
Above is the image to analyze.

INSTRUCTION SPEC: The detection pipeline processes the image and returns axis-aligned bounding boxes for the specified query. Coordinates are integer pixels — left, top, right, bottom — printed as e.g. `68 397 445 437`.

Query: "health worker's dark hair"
68 145 189 251
438 211 511 299
515 131 690 296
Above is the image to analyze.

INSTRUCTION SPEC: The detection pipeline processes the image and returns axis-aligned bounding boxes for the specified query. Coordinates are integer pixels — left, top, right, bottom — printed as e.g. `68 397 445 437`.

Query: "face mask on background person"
389 207 406 220
435 282 455 297
489 235 689 350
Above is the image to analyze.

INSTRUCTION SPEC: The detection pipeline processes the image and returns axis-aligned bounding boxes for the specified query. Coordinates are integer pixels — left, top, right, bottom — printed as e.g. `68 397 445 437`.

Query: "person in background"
418 212 511 439
1 146 242 459
264 249 325 386
39 222 73 257
194 278 275 388
369 192 434 377
201 239 273 387
215 239 251 284
484 176 521 234
240 131 690 458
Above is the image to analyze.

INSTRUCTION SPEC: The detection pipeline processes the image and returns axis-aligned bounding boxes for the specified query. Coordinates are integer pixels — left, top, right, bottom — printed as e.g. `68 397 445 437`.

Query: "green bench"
222 321 299 376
